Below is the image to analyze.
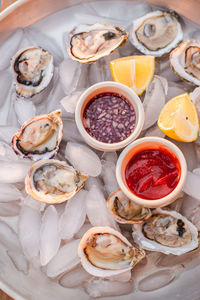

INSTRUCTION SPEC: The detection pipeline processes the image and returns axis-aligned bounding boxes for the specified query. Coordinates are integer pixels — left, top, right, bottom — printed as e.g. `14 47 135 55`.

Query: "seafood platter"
1 1 200 300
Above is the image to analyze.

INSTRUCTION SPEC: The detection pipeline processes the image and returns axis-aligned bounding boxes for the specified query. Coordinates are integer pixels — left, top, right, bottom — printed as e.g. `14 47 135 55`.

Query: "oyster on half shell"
12 110 63 161
11 46 54 99
78 226 145 277
130 10 183 57
132 209 198 255
66 23 128 63
107 189 151 224
170 40 200 86
25 159 87 204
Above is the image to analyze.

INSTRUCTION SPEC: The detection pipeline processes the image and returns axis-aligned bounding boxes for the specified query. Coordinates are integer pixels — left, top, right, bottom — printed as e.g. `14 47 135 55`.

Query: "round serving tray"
0 1 200 300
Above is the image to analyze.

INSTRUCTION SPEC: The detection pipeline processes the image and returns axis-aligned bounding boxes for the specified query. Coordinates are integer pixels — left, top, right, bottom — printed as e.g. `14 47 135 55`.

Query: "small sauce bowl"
116 137 187 208
75 81 144 151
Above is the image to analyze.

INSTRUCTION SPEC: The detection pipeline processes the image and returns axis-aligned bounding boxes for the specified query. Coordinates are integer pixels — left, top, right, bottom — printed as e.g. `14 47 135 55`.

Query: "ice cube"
62 119 84 143
59 59 82 95
59 264 91 288
74 13 127 28
101 151 118 164
0 141 19 161
84 278 134 298
46 239 80 277
0 201 20 216
0 88 15 126
60 90 83 115
0 160 32 183
21 195 46 212
95 1 151 23
40 205 61 266
183 171 200 201
143 75 168 130
14 98 36 125
0 28 23 70
144 124 165 138
171 139 197 171
0 183 22 202
0 68 12 108
65 142 102 177
0 125 19 144
158 247 200 271
107 270 132 282
158 59 180 83
138 269 176 292
0 220 21 251
84 176 104 192
59 190 87 239
18 205 41 259
74 223 92 239
7 250 29 275
167 82 187 101
86 184 119 230
45 76 65 113
24 27 64 66
100 160 119 196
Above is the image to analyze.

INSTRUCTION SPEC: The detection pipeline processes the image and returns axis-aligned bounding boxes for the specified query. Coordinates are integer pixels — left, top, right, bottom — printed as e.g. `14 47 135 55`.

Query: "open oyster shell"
170 40 200 86
66 23 128 63
25 159 87 204
12 110 63 161
78 226 145 277
130 10 183 57
11 46 54 99
107 189 151 224
132 208 198 255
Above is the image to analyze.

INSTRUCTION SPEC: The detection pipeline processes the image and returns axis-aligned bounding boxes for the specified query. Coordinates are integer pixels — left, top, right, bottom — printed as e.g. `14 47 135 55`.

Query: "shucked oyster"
78 226 145 277
170 40 200 86
107 189 151 224
66 23 128 63
130 10 183 57
25 159 87 204
11 46 53 99
12 110 63 161
132 209 198 255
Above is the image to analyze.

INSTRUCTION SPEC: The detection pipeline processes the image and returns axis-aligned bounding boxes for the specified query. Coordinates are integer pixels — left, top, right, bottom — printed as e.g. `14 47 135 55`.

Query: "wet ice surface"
59 264 91 288
14 98 36 125
46 239 81 277
59 190 87 239
86 184 119 230
18 205 41 259
40 205 60 266
143 75 168 130
1 1 200 299
65 142 102 177
84 278 134 298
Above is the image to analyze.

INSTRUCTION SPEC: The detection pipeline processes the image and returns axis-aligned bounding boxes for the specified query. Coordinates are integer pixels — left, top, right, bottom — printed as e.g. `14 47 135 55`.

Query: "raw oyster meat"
12 110 63 161
170 40 200 85
11 46 54 98
78 226 145 277
132 209 198 255
130 10 183 56
66 23 128 63
25 159 87 204
107 189 151 224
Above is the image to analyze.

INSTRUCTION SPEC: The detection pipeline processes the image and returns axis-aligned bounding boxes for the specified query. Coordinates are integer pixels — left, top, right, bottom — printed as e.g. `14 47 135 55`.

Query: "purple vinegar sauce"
82 92 136 143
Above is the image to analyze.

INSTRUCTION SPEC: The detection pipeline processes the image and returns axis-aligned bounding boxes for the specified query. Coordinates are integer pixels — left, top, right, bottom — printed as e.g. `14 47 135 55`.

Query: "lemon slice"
158 93 199 142
110 55 155 95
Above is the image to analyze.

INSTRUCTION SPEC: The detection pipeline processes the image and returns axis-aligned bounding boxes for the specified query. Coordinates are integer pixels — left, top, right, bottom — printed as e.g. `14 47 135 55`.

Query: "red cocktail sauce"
125 148 181 200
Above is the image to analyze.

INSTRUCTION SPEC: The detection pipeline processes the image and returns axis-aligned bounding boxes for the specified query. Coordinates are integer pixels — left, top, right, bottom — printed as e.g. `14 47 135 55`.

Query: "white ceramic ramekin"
75 81 144 151
116 137 187 208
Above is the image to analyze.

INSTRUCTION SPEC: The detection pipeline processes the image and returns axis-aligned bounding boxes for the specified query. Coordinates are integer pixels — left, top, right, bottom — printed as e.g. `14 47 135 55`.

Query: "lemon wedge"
110 55 155 95
158 93 199 142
